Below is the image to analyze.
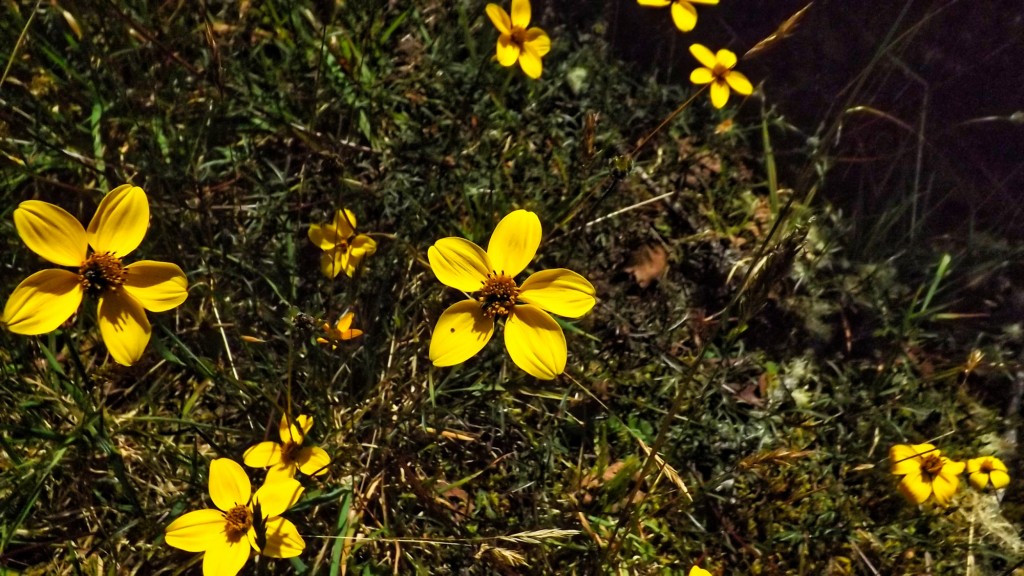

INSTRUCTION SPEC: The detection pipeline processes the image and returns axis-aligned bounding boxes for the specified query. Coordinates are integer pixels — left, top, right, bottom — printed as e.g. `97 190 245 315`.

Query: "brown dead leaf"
625 244 668 288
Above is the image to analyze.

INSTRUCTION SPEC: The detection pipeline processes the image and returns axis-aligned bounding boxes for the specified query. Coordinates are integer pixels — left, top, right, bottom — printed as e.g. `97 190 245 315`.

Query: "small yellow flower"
890 443 966 506
689 566 712 576
637 0 719 33
427 210 597 380
688 44 754 109
308 209 377 279
316 311 363 349
165 458 305 576
244 414 332 482
966 456 1010 490
2 185 188 366
485 0 551 79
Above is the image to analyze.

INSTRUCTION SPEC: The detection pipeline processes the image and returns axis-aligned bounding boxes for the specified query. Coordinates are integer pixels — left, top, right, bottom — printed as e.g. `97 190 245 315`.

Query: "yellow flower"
485 0 551 79
890 443 965 506
688 44 754 109
316 311 363 349
165 458 305 576
689 566 712 576
244 414 331 481
2 185 188 366
308 209 377 279
427 210 596 380
637 0 719 33
966 456 1010 490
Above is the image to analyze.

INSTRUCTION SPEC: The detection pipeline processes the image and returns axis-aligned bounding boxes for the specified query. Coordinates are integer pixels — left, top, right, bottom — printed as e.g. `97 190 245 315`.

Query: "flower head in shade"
966 456 1010 491
308 209 377 279
244 414 331 482
637 0 719 33
890 443 965 506
164 458 305 576
2 185 188 366
485 0 551 79
688 44 753 109
427 210 597 380
689 566 712 576
316 311 363 350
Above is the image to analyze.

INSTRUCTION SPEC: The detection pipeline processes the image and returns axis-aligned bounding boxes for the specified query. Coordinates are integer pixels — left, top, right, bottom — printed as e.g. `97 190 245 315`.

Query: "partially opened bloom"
966 456 1010 490
165 458 305 576
244 414 331 481
890 443 965 506
486 0 551 79
637 0 718 33
316 311 363 349
2 185 188 366
689 44 753 109
428 210 597 380
308 209 377 278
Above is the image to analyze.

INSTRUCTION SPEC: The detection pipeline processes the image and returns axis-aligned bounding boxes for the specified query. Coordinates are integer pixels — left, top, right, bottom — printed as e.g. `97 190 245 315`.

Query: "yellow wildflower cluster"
890 443 1010 506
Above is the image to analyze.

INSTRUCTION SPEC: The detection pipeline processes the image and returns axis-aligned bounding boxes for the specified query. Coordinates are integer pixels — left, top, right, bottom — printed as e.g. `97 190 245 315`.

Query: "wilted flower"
308 208 377 278
890 443 965 506
428 210 596 379
2 185 188 365
486 0 551 79
164 458 305 576
689 44 753 109
316 311 363 349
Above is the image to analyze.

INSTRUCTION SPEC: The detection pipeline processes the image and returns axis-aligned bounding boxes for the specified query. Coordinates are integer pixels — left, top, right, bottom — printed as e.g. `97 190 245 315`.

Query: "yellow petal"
890 444 932 476
487 210 541 277
709 80 730 109
13 201 87 266
637 0 671 6
165 509 226 552
335 311 355 332
689 43 717 69
510 0 530 28
428 238 491 292
930 472 959 506
504 304 566 379
968 471 987 490
715 48 738 69
897 472 931 505
429 300 495 367
278 414 311 444
670 1 698 32
332 209 357 237
519 269 596 318
496 35 520 67
97 291 151 366
688 567 712 576
941 459 965 476
202 539 251 576
209 458 252 512
2 269 83 335
690 67 713 85
265 463 299 483
123 260 188 312
351 234 377 257
518 46 543 78
524 28 551 57
486 3 512 34
296 445 331 476
725 70 753 96
243 441 283 468
989 469 1010 489
320 248 347 279
87 184 149 257
261 516 305 558
253 477 304 518
308 223 336 251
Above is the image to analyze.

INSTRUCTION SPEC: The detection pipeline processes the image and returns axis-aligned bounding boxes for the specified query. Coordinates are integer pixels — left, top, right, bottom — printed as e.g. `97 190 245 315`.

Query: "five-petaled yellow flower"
637 0 718 33
486 0 551 79
427 210 596 380
308 208 377 279
689 566 712 576
890 443 965 506
316 311 363 349
2 185 188 366
244 414 332 481
164 458 305 576
966 456 1010 490
689 44 753 109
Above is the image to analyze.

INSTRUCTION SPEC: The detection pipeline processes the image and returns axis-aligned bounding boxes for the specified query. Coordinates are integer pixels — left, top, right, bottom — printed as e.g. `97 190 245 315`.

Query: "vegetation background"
1 0 1023 573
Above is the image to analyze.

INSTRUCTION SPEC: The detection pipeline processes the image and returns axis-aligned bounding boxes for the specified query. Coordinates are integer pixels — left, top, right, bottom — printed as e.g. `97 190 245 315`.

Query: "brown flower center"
78 252 127 297
281 441 302 465
712 63 730 80
478 272 519 319
920 454 944 479
224 504 253 541
980 460 994 473
511 27 528 49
